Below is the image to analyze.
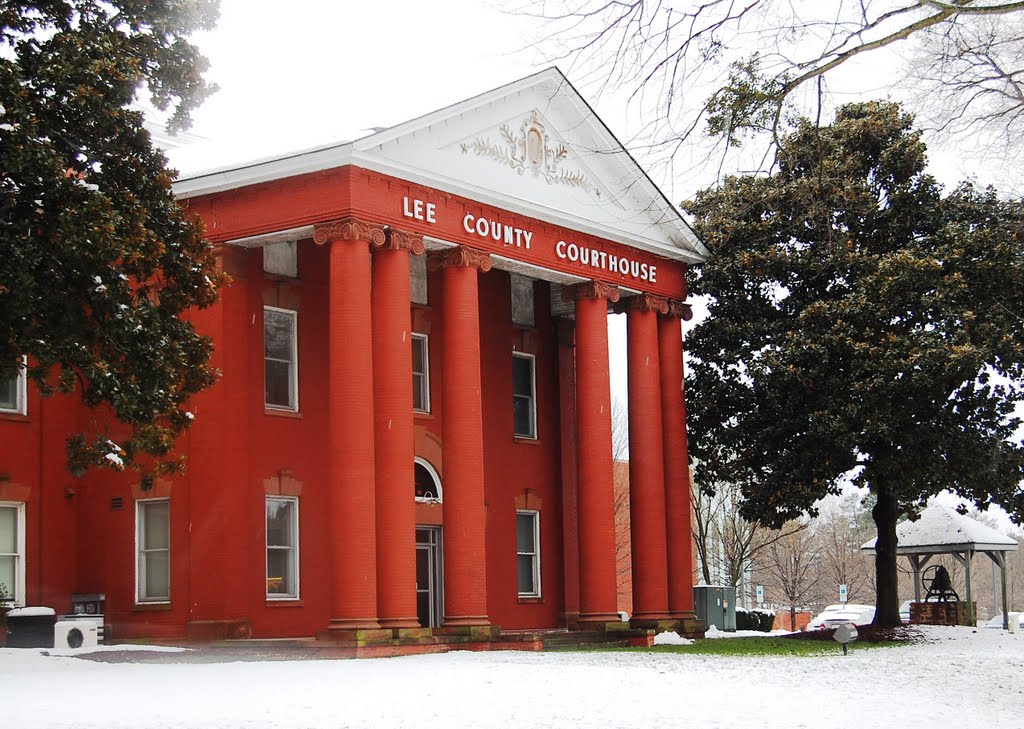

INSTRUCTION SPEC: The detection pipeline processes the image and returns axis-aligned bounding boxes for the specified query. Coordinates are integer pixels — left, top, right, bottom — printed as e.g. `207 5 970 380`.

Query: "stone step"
545 639 630 651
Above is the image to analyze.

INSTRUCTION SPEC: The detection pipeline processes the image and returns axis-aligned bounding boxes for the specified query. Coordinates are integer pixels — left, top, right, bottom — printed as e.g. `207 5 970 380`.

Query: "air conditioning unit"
54 617 102 649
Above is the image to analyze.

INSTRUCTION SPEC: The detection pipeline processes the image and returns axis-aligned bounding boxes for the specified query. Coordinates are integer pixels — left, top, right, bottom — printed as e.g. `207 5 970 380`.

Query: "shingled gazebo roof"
861 505 1019 556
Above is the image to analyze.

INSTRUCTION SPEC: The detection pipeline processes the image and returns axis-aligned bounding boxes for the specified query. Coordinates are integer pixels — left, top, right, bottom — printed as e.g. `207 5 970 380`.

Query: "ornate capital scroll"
313 217 387 247
660 300 694 321
615 293 670 315
561 280 621 304
426 246 493 273
372 226 426 256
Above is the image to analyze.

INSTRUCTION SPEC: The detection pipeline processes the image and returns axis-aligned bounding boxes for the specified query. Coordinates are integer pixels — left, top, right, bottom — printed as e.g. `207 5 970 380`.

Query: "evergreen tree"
1 1 223 484
685 101 1024 625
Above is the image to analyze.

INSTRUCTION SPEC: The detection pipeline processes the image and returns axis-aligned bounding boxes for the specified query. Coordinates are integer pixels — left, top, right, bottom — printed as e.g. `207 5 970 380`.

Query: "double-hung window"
516 510 541 597
0 502 25 605
412 333 430 413
137 499 170 603
512 352 537 439
1 358 26 415
266 496 299 599
264 307 298 411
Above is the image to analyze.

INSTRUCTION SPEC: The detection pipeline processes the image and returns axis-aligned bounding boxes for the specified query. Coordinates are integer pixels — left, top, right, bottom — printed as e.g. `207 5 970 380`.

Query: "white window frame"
1 357 27 415
0 502 26 605
414 457 443 504
412 333 430 414
512 352 538 440
264 306 299 412
516 510 541 598
136 498 170 604
266 496 300 600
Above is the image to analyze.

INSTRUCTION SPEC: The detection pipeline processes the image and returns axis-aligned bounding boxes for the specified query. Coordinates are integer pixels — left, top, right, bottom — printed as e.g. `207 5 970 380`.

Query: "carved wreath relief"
460 111 601 199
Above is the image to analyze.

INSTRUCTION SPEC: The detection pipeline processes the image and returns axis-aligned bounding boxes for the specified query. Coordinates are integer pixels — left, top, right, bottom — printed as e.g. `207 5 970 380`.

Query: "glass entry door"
415 526 443 628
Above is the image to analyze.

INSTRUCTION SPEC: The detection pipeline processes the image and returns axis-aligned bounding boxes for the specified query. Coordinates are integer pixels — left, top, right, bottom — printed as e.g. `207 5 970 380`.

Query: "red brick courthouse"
0 70 708 649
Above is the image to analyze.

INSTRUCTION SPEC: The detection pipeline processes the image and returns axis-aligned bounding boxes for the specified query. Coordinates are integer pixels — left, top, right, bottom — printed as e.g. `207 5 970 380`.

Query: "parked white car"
806 604 876 631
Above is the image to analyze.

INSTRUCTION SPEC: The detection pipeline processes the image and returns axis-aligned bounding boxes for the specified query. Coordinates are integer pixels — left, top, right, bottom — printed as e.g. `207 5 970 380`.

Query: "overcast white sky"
180 2 542 166
179 1 1008 192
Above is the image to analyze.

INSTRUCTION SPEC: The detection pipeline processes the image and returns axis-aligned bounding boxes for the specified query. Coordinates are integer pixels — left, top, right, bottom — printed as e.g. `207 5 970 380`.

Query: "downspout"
36 391 43 605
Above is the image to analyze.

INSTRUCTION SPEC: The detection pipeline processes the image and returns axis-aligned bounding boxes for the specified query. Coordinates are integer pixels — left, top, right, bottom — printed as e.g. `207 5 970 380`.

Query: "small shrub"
736 607 775 632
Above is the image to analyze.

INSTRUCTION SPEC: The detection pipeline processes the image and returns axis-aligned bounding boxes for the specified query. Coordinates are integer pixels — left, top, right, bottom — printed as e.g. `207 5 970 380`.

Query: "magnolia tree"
1 2 224 484
684 101 1024 626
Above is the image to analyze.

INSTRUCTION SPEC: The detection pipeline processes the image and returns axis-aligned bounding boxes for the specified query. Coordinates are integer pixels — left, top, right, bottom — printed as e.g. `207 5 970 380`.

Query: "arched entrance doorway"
414 458 443 627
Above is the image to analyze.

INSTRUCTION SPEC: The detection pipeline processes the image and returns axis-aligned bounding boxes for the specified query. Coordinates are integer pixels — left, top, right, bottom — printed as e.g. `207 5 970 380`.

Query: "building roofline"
173 68 708 263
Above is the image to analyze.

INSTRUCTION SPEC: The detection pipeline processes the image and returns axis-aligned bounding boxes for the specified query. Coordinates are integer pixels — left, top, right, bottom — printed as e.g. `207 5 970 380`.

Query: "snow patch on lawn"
653 631 693 645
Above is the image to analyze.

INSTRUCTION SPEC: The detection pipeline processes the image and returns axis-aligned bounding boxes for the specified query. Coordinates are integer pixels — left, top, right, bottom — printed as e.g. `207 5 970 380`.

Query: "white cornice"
174 142 355 199
225 226 315 248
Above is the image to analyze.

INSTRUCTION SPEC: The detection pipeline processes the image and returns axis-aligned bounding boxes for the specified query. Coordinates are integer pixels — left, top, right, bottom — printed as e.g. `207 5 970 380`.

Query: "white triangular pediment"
172 69 707 263
352 69 706 263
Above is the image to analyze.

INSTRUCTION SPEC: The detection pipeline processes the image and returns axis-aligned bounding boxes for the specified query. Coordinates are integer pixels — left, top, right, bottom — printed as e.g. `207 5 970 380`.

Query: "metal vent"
110 497 123 510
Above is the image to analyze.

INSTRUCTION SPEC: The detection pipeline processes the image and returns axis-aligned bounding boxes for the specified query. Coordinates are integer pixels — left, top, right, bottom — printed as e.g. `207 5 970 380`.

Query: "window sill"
518 596 543 604
266 598 303 607
134 601 172 611
0 412 29 423
413 411 434 421
265 407 302 419
513 436 541 446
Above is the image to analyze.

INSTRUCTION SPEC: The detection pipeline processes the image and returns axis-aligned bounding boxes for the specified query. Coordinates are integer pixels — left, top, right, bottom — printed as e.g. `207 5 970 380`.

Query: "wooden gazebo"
862 505 1019 628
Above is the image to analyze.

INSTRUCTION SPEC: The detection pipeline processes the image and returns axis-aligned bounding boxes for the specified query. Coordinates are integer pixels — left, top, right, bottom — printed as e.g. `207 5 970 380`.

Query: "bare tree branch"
522 0 1024 177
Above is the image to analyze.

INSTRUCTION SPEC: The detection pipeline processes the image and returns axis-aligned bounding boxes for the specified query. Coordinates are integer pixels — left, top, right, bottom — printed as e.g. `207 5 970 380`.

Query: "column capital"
313 217 387 247
616 293 670 315
659 300 694 321
373 226 426 256
427 246 492 273
561 280 621 304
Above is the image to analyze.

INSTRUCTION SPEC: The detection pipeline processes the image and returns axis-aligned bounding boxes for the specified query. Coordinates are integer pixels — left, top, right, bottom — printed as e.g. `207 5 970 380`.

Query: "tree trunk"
871 485 901 626
790 604 797 632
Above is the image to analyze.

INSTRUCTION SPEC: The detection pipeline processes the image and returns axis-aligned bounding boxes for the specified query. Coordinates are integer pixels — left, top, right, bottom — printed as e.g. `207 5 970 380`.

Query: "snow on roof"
861 504 1019 554
7 606 56 617
165 135 358 182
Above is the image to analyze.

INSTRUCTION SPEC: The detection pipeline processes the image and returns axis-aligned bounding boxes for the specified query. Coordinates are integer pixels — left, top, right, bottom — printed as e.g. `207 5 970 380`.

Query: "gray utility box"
693 585 737 632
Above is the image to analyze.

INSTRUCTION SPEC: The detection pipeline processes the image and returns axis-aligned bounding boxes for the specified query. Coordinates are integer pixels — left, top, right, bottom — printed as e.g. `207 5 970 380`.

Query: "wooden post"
910 555 922 603
991 552 1010 630
964 549 974 626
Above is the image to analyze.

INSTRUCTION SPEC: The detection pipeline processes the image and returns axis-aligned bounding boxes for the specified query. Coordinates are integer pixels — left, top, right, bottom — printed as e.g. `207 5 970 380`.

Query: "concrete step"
546 639 630 651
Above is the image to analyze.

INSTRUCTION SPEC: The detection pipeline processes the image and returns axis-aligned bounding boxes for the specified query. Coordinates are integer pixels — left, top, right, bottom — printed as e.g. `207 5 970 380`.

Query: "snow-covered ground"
2 626 1021 728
